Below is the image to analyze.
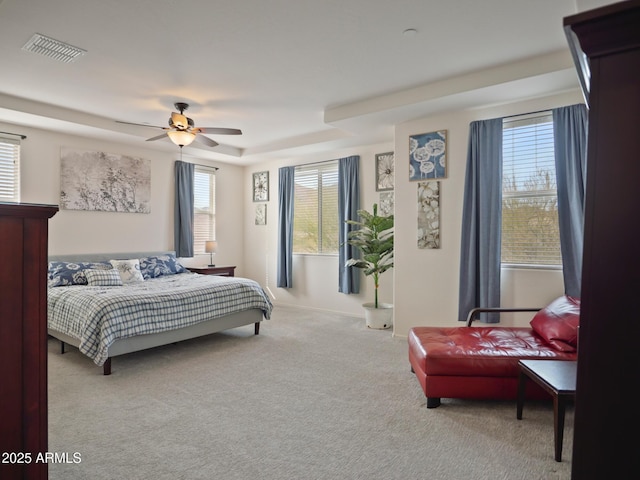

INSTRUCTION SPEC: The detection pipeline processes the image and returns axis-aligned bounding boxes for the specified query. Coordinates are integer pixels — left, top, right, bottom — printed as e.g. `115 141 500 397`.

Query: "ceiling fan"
117 102 241 148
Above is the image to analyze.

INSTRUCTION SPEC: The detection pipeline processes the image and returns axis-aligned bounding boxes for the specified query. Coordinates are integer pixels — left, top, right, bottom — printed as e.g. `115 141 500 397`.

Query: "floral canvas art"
379 192 394 216
409 130 447 181
417 181 440 249
375 152 394 191
255 204 267 225
60 148 150 213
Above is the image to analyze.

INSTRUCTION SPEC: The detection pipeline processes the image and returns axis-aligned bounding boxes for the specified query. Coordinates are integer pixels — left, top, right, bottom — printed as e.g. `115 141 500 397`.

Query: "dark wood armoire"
0 202 58 480
563 2 640 478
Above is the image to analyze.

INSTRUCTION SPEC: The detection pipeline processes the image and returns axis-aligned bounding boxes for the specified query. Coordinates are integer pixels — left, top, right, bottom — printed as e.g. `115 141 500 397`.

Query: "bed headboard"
48 251 177 263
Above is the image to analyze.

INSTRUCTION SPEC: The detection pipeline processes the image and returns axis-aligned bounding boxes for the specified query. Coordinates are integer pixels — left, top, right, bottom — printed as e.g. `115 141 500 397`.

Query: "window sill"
501 264 562 271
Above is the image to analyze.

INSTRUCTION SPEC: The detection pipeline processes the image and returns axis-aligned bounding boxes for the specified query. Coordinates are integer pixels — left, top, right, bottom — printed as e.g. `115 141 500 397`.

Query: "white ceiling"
0 0 612 165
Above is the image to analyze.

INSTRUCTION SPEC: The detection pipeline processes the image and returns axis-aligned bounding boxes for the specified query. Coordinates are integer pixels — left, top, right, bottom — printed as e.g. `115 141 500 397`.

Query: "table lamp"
205 240 217 267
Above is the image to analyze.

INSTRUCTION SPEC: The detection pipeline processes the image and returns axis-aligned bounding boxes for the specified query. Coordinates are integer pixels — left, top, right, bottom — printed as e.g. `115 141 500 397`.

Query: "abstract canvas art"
417 181 440 249
60 148 151 213
409 130 447 181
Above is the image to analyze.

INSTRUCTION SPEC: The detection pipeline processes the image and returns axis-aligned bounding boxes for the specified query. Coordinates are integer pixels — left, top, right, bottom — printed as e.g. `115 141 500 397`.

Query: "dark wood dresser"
0 202 58 480
564 2 640 478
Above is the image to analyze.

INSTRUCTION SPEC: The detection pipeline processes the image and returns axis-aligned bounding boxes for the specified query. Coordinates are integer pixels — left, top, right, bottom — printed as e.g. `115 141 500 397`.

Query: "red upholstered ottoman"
408 296 580 408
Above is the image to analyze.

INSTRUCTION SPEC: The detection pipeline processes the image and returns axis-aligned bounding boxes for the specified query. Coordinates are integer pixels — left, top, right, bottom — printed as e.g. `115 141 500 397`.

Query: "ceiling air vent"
22 33 86 63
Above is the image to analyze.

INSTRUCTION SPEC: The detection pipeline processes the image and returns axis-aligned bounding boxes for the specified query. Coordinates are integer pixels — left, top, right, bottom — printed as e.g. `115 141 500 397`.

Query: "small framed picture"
379 192 394 216
375 152 395 191
253 171 269 202
255 204 267 225
409 130 447 181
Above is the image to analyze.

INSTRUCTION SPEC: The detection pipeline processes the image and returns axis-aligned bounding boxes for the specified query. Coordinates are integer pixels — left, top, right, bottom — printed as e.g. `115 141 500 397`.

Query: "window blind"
0 136 20 202
193 166 216 254
502 112 561 266
293 160 339 254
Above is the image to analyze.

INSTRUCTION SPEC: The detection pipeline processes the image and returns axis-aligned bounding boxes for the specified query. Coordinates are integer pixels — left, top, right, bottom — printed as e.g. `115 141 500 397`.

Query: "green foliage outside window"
293 162 339 254
502 113 561 267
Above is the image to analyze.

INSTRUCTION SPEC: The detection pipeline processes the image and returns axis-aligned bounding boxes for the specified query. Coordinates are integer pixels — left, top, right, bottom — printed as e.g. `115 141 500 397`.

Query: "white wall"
5 121 245 273
243 89 585 335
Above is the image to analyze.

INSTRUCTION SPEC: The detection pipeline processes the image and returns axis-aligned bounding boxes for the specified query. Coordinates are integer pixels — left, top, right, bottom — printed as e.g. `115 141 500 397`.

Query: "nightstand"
187 266 236 277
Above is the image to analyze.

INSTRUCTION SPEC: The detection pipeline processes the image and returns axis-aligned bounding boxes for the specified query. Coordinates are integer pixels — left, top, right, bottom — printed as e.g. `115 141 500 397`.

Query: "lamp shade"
205 240 217 253
167 130 196 147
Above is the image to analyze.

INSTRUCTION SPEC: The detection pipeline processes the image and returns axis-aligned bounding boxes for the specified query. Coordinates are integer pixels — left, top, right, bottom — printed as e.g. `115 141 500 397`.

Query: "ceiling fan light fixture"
167 130 196 147
170 112 189 129
116 102 240 149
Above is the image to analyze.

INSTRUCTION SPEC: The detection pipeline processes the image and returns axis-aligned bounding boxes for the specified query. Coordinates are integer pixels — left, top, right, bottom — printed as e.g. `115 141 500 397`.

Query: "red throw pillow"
530 295 580 352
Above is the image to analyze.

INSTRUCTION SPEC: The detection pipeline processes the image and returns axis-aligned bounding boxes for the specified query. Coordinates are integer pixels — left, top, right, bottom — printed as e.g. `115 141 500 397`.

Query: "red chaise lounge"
408 295 580 408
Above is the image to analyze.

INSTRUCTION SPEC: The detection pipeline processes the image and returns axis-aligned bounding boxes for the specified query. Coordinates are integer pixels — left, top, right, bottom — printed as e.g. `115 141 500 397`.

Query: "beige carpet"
48 305 573 480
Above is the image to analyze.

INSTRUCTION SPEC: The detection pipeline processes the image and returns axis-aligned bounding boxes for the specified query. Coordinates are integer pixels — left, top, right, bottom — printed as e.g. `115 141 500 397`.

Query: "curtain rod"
190 162 219 171
294 156 350 168
0 130 27 139
503 108 553 120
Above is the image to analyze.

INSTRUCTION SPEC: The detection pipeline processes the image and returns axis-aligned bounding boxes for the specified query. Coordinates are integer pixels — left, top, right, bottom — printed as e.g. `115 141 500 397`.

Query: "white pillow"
85 268 123 286
109 259 145 283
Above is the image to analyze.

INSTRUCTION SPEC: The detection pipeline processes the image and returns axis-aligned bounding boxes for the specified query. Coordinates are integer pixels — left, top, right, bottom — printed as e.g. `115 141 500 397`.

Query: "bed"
46 251 273 375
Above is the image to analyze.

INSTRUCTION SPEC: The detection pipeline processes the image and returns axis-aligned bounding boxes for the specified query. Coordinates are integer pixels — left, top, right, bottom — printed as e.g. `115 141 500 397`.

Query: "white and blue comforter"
48 272 273 366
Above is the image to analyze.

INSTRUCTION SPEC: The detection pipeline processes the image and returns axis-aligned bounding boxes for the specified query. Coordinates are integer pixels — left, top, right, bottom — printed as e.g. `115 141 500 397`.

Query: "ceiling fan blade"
197 127 242 135
116 120 164 129
194 135 218 147
146 133 169 142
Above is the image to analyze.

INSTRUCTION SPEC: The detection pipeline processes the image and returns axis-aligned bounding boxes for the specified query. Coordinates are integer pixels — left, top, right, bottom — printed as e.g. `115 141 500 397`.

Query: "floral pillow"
85 268 123 287
110 259 145 283
48 261 112 287
139 254 187 279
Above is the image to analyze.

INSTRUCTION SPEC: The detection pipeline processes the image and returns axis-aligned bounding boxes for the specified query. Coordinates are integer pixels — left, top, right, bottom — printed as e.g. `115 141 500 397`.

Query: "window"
193 166 216 254
502 112 561 267
0 136 20 202
293 160 339 254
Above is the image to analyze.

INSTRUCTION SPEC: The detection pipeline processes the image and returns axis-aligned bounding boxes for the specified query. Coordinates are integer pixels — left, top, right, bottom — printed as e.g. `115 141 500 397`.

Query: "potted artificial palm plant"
345 203 394 329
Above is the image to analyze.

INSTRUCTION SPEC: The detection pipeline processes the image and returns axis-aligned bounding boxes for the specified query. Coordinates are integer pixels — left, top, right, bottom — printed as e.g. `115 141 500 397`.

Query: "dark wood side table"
517 359 577 462
187 266 236 277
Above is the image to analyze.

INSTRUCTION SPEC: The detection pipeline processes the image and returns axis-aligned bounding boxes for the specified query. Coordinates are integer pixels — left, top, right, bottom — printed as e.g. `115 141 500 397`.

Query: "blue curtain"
338 155 361 294
553 104 588 299
174 161 194 257
277 166 295 288
458 118 503 322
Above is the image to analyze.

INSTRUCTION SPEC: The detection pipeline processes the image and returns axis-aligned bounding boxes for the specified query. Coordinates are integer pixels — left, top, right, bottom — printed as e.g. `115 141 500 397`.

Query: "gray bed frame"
47 251 263 375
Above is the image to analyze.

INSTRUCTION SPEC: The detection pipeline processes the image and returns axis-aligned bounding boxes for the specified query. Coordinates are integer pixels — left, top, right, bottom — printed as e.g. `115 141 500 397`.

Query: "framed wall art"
255 204 267 225
60 147 151 213
253 171 269 202
409 130 447 181
417 181 440 249
379 192 394 216
375 151 394 191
